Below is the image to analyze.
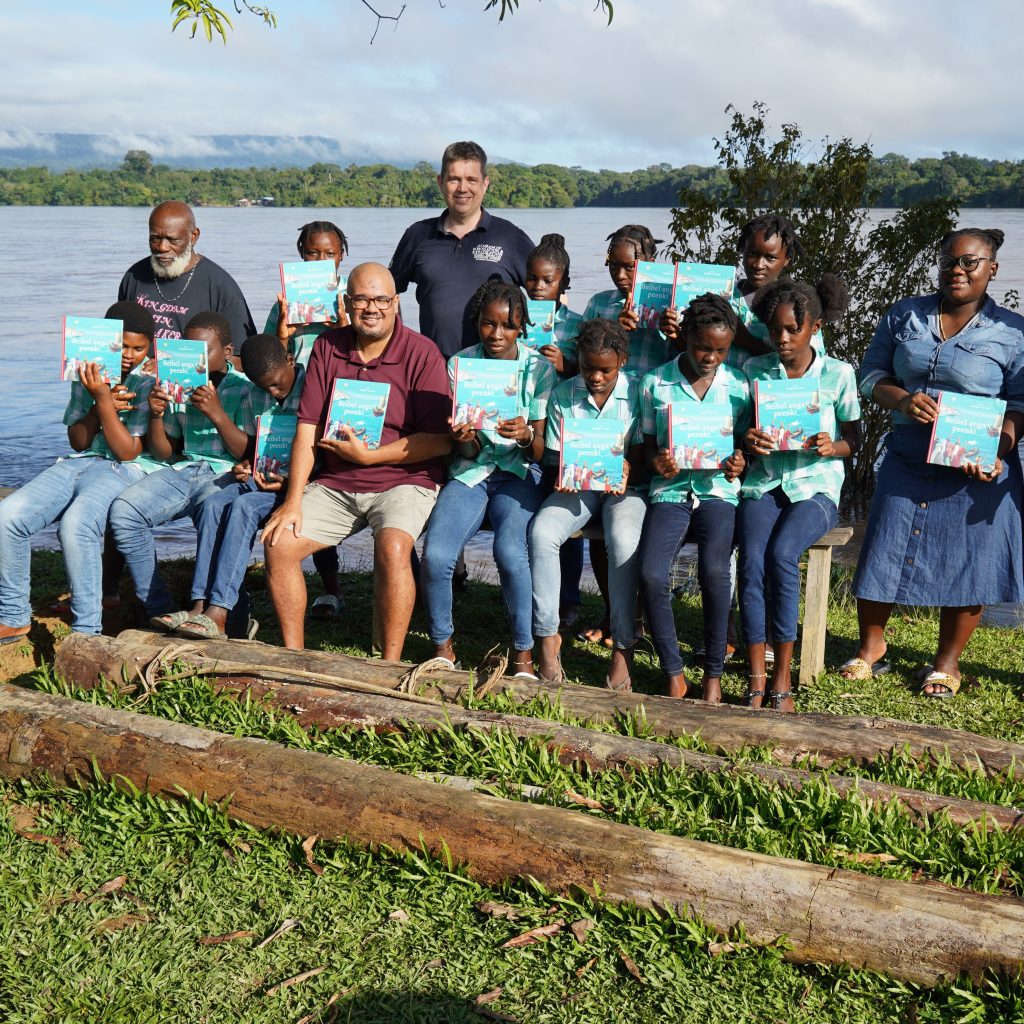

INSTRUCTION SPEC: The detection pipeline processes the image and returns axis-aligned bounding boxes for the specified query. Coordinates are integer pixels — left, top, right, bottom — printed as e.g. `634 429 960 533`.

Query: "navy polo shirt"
389 208 534 358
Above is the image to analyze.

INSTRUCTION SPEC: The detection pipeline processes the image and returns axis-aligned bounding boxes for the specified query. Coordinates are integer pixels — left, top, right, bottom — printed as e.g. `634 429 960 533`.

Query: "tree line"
2 147 1023 208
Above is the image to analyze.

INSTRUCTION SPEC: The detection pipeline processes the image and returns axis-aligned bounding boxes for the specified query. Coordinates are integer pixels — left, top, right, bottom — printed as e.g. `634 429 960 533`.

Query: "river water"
3 206 1024 605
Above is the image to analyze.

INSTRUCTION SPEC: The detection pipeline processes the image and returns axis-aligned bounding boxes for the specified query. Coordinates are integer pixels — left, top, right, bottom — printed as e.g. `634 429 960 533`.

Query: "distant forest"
3 149 1024 208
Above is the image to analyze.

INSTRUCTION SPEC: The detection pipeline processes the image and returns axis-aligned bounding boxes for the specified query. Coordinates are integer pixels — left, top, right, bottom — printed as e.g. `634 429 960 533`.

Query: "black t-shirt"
118 255 256 348
389 209 534 358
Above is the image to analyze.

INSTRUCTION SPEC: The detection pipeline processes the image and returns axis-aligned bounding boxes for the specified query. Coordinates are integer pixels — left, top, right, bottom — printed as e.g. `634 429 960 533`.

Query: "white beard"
150 244 195 280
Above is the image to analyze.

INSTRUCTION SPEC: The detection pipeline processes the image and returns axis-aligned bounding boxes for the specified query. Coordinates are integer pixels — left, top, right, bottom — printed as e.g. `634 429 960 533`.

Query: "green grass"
3 549 1024 1021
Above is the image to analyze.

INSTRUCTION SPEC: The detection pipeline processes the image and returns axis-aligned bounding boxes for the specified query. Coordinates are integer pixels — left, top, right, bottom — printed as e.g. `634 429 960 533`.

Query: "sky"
1 0 1022 170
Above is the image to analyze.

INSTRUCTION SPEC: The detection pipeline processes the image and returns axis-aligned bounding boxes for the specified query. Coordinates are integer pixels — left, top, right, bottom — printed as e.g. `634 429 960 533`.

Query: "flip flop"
309 594 343 620
604 674 633 693
174 613 228 640
576 625 614 649
837 657 891 681
0 627 31 647
420 656 462 671
920 670 960 698
149 610 191 633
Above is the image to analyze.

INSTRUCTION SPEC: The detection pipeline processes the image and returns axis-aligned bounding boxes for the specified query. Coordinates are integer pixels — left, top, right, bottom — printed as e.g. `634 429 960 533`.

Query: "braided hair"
528 233 571 293
468 275 529 338
576 317 630 360
738 214 804 266
939 227 1004 257
680 293 738 339
751 274 849 329
605 223 661 265
296 220 349 258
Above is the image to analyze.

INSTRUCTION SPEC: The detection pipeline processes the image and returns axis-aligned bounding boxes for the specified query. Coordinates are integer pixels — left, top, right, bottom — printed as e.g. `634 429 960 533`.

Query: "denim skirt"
853 427 1024 606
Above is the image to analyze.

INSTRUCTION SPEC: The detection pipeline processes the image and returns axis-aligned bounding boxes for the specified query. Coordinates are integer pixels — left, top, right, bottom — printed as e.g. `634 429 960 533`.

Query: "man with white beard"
118 200 255 350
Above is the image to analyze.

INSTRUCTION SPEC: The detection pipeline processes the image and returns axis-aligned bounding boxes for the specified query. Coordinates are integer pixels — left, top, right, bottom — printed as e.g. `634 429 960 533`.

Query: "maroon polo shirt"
298 318 450 493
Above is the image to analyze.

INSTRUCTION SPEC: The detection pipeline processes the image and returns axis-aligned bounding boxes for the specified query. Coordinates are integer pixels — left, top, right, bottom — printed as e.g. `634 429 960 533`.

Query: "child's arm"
495 416 544 462
807 420 861 459
146 385 180 461
644 433 679 480
191 384 249 460
67 365 143 461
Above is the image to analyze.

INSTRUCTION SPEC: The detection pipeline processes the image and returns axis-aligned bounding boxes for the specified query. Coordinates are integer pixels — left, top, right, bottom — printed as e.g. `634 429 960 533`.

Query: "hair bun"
985 228 1006 251
539 233 566 248
816 273 850 323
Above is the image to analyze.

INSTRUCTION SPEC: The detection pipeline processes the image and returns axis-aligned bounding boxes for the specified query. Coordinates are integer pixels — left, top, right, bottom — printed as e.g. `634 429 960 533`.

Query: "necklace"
152 259 199 303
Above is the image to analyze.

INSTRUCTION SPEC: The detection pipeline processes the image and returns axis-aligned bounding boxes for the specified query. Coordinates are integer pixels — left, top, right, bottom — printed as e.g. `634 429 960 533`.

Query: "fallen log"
1 684 1023 986
50 633 1024 831
57 630 1024 775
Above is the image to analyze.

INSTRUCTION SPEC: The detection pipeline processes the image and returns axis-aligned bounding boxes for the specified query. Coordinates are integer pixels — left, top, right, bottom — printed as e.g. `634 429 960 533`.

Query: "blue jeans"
109 463 234 616
530 488 647 650
0 457 143 634
191 481 279 630
738 488 838 645
640 498 736 677
421 469 543 652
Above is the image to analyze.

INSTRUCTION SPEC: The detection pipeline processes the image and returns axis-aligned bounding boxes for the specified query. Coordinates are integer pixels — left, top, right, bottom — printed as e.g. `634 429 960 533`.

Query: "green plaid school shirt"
640 358 751 506
163 363 254 475
543 372 641 473
548 304 583 369
582 289 673 380
741 352 860 506
62 369 165 472
725 282 826 371
243 364 306 423
447 341 558 488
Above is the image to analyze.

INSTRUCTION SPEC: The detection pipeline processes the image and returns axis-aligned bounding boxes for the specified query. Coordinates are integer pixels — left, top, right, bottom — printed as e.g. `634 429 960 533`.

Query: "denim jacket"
859 294 1024 424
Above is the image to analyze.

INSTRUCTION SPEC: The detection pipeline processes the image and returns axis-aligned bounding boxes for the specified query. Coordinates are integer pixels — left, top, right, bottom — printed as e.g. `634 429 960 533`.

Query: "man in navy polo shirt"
390 141 535 358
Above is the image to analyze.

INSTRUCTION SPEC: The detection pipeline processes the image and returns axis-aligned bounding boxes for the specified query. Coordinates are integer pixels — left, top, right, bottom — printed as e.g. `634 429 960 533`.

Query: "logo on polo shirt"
472 244 504 263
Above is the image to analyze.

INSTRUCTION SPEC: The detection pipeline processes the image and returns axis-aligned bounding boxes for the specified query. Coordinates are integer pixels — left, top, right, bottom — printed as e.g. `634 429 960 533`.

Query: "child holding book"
109 311 254 626
0 302 159 642
421 277 557 677
738 276 861 711
529 318 647 688
639 294 749 701
162 334 305 639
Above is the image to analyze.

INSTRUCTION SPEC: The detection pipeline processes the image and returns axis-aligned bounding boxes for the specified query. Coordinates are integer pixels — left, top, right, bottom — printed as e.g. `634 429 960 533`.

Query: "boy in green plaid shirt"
110 311 254 626
0 302 161 642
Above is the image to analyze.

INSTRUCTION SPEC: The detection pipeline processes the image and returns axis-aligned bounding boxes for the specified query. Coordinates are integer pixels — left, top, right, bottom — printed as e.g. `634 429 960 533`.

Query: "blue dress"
853 294 1024 606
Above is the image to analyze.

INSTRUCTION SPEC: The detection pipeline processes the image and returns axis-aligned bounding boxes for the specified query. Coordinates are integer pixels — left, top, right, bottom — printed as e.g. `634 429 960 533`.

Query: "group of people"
1 139 1022 710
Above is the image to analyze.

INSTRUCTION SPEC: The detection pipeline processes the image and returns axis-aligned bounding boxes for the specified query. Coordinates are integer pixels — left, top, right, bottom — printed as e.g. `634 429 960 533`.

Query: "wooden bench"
799 526 853 687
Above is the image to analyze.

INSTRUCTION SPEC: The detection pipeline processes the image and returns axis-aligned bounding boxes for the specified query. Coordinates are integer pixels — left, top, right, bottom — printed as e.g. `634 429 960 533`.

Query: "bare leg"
745 643 768 709
374 528 417 661
840 598 893 677
768 639 796 711
266 532 327 650
537 633 563 683
701 675 721 704
923 605 983 692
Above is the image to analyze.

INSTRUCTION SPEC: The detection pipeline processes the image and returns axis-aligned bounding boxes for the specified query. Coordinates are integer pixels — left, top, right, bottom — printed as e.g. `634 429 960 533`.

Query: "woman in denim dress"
843 228 1024 697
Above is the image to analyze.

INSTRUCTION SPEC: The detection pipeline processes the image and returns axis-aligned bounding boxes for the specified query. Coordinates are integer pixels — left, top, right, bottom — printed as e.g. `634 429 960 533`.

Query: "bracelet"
516 424 535 449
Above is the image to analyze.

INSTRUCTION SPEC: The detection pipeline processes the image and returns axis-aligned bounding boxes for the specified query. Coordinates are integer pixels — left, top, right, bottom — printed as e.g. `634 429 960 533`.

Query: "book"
155 337 209 402
663 402 735 469
254 412 297 480
279 259 346 324
927 391 1006 473
325 378 391 450
523 299 558 349
627 262 676 329
670 262 737 311
61 316 123 384
558 416 627 493
753 379 822 451
450 357 521 432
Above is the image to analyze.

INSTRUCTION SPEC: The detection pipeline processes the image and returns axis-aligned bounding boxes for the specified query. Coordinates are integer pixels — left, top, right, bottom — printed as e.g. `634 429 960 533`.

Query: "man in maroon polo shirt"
261 262 451 655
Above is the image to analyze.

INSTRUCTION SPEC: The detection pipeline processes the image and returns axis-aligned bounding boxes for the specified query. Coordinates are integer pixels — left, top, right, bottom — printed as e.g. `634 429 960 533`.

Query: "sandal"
149 610 191 633
0 626 31 647
576 625 614 649
309 594 343 620
419 656 462 671
743 672 767 708
768 689 795 712
920 670 960 698
512 650 539 681
174 613 228 640
837 656 891 681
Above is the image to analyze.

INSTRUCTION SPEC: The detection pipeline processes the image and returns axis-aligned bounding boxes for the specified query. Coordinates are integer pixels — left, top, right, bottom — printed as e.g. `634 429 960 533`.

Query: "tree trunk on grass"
52 633 1024 832
58 630 1024 775
1 683 1023 986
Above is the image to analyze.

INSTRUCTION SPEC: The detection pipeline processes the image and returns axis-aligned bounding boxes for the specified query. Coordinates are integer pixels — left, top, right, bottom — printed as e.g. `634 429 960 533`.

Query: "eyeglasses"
347 294 397 310
937 254 994 272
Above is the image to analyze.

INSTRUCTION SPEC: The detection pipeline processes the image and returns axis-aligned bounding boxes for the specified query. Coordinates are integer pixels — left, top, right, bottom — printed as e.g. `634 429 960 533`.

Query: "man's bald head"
148 201 200 280
344 263 399 345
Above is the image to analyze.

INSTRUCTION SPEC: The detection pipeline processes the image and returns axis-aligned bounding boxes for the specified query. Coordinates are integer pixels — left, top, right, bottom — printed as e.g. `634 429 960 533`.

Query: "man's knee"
375 529 414 573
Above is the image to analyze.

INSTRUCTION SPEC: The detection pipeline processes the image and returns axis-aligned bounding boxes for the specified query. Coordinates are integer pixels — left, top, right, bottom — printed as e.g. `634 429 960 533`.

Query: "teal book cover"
671 263 736 311
254 412 297 480
326 378 391 450
754 379 821 451
628 261 676 329
558 416 626 492
663 402 735 469
523 299 557 349
451 357 521 431
928 391 1005 473
155 337 209 402
61 315 123 383
279 259 346 324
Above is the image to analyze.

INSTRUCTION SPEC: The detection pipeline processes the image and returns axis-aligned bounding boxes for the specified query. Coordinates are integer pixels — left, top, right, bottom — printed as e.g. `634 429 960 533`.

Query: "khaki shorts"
298 482 438 547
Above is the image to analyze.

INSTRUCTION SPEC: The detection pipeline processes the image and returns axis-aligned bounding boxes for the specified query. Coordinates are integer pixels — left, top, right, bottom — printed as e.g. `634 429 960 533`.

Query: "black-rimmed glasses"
347 294 397 310
937 254 994 272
